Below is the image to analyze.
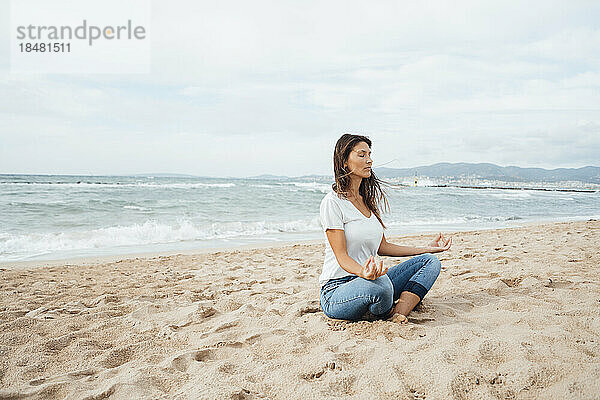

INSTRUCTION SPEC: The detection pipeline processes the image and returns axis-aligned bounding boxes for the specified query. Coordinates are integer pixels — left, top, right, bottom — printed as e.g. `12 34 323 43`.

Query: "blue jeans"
320 253 442 321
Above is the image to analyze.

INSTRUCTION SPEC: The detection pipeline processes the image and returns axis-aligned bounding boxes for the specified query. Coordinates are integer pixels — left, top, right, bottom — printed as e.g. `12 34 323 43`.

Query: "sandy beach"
0 219 599 399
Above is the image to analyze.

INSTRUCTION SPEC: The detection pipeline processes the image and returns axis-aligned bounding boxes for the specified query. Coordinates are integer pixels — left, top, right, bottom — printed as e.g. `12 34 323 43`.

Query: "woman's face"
344 141 373 179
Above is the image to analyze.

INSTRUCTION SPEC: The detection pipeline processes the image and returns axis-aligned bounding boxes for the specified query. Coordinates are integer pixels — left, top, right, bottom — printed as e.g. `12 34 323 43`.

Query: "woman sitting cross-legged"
319 134 452 323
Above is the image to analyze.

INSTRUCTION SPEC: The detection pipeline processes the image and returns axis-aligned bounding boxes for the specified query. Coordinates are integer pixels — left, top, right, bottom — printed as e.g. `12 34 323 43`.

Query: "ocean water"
1 174 599 262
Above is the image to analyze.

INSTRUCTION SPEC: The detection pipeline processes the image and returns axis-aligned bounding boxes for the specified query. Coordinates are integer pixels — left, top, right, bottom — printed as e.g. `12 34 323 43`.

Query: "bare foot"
389 312 408 324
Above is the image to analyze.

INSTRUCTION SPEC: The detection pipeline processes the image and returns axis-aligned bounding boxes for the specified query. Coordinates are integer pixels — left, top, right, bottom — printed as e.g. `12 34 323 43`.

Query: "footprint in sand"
522 366 563 391
169 348 216 372
43 333 77 353
450 370 487 400
477 339 508 364
217 362 238 374
101 346 134 369
192 348 214 362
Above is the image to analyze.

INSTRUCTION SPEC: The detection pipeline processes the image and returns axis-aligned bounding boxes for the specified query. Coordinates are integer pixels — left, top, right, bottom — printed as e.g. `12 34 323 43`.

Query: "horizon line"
1 161 599 179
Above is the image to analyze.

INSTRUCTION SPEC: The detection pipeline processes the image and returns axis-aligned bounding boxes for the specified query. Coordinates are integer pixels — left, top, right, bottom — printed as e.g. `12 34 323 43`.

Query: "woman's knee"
423 253 442 273
369 283 394 311
379 283 394 299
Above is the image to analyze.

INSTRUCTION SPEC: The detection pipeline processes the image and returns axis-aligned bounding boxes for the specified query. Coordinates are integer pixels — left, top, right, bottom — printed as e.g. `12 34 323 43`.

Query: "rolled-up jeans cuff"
403 281 428 300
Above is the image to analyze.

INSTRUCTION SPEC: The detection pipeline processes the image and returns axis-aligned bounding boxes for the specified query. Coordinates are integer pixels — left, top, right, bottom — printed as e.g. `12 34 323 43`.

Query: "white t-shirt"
319 189 384 287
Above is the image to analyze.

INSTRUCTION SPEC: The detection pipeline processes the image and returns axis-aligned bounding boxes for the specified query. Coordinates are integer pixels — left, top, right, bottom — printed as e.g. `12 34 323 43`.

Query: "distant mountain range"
373 163 600 184
132 163 600 184
280 163 599 184
131 173 198 178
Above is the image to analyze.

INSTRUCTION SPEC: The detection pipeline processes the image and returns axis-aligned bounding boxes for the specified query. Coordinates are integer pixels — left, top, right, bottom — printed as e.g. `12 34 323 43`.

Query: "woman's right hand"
360 256 389 280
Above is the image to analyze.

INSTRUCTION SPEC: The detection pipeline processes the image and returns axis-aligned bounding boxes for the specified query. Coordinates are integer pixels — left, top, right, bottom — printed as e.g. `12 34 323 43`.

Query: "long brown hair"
331 134 390 229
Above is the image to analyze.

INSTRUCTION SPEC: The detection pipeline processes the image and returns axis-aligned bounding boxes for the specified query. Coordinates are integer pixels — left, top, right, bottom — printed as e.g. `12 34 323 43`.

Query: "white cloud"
1 0 600 176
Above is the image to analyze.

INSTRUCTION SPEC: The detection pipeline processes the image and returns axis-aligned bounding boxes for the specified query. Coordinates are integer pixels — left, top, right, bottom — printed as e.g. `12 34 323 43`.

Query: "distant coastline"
3 162 599 184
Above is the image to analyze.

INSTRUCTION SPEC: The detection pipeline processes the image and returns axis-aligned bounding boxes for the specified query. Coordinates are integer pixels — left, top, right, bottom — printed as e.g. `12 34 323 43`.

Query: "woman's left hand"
427 232 452 252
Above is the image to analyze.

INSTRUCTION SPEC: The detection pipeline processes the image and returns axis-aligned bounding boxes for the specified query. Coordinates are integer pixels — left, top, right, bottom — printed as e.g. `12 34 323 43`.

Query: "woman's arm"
325 229 388 280
377 233 448 257
325 229 365 276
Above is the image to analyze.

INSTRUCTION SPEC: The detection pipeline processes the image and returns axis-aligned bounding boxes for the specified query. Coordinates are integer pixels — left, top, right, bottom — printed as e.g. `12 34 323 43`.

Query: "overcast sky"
1 0 599 178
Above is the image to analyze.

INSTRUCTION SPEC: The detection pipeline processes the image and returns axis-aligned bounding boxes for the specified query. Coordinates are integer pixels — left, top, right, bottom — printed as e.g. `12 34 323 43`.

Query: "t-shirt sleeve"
320 196 344 232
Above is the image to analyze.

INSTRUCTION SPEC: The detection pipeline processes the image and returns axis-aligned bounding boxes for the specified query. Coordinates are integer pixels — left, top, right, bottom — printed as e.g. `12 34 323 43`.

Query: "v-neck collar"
335 191 372 219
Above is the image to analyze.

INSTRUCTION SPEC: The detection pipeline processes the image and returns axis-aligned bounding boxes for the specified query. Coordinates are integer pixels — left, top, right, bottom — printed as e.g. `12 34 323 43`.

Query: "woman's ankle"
395 291 421 316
